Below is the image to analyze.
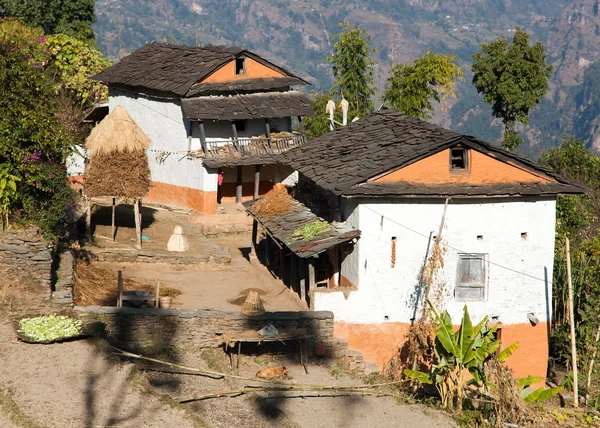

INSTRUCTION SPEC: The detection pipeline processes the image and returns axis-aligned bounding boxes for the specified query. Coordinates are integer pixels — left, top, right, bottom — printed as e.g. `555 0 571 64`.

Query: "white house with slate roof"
77 43 314 214
249 110 586 380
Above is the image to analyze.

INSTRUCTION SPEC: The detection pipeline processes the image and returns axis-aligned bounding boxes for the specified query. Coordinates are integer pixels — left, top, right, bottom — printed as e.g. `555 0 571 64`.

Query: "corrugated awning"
181 91 314 121
243 198 360 258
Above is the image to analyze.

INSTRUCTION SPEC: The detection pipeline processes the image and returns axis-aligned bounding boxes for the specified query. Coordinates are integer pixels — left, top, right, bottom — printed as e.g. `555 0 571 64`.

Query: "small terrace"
203 133 307 159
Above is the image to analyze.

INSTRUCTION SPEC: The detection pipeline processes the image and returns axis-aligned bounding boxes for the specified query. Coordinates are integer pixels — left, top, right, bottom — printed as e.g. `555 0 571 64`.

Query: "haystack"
84 105 152 249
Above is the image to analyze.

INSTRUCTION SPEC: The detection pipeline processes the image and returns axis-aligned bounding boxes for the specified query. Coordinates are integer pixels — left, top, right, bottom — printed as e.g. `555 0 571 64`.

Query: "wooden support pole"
198 121 207 153
117 270 123 307
231 121 239 150
299 257 306 303
307 257 315 309
236 166 243 203
254 165 261 200
86 199 92 242
566 237 578 407
111 197 116 241
290 253 296 291
298 116 305 136
264 119 272 149
134 198 142 250
265 236 270 267
155 272 160 308
251 220 258 257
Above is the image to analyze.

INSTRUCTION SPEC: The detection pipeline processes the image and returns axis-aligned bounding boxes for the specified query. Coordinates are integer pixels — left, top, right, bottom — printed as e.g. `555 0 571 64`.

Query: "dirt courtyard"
87 234 306 312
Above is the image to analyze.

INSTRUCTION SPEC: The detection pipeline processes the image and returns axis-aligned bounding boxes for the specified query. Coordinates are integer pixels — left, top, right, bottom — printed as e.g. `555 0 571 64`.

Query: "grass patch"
0 389 41 428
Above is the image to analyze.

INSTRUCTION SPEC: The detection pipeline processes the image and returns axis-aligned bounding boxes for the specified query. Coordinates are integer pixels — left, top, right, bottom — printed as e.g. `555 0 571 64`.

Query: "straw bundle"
84 150 150 197
85 105 151 156
241 290 265 316
84 105 151 198
253 186 292 217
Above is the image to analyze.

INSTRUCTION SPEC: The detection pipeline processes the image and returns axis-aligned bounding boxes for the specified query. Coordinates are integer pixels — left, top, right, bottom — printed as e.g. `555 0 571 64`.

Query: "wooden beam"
307 257 315 309
299 257 306 303
264 119 272 149
236 166 243 203
198 121 207 153
290 253 296 291
111 197 116 241
254 165 261 200
86 198 92 241
117 270 123 307
231 121 239 150
251 220 258 257
134 198 142 250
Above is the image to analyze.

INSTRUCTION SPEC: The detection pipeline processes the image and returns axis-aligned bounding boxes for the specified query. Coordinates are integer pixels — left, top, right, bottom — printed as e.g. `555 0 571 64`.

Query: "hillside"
93 0 600 156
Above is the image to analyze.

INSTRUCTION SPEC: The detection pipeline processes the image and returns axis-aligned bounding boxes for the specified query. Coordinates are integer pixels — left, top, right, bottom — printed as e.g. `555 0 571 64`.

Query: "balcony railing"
203 134 307 158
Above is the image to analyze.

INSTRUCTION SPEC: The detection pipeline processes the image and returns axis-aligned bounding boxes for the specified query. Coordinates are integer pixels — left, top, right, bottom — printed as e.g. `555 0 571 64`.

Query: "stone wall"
75 306 334 352
0 228 53 289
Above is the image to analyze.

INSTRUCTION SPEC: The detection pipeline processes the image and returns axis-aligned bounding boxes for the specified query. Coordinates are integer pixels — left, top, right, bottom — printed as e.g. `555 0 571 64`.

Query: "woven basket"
241 290 265 316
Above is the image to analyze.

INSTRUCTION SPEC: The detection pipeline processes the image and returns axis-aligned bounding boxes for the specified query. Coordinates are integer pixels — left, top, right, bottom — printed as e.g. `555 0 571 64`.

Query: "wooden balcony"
203 134 307 159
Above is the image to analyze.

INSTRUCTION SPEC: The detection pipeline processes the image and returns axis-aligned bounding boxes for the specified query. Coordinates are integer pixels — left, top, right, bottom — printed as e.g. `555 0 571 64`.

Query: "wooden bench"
116 271 160 308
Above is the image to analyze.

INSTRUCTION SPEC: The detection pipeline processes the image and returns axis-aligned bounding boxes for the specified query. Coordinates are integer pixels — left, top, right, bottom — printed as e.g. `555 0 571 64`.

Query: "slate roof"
181 91 314 121
281 110 587 198
90 43 307 97
186 77 307 97
244 198 360 258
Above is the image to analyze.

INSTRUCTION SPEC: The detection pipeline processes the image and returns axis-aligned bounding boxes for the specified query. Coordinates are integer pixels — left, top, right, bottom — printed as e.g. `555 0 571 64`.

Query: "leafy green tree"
327 21 376 116
383 51 464 119
0 0 96 42
0 19 77 237
472 28 552 151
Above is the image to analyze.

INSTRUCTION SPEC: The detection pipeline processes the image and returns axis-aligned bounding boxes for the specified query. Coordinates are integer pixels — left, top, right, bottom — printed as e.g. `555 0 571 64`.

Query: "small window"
450 148 468 170
455 254 487 301
235 57 246 75
234 120 247 132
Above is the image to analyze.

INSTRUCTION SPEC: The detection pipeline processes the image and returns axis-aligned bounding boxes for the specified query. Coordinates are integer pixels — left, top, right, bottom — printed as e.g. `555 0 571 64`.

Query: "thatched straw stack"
84 105 151 198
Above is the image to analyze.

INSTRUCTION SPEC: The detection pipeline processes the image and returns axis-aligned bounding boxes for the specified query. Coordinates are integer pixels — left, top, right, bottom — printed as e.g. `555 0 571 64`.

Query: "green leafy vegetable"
19 315 82 342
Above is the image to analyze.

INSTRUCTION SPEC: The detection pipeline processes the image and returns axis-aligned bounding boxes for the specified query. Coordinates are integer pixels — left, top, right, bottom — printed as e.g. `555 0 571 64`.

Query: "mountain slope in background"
93 0 600 157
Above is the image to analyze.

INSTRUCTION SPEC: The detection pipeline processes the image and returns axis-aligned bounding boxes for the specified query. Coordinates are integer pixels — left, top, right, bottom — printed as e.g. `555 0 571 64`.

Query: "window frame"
455 253 488 302
235 57 246 75
449 147 469 173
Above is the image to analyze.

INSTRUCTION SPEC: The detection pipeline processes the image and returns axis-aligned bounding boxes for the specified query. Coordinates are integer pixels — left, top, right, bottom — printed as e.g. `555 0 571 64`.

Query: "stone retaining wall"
0 228 53 289
75 246 231 265
75 306 335 352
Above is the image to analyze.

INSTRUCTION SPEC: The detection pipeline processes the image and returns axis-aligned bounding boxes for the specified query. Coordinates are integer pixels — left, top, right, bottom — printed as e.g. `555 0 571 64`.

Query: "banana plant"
404 302 519 411
518 376 564 403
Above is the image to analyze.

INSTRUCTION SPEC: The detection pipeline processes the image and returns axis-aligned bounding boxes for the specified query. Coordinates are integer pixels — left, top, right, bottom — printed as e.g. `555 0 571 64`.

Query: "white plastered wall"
108 87 217 193
314 197 556 327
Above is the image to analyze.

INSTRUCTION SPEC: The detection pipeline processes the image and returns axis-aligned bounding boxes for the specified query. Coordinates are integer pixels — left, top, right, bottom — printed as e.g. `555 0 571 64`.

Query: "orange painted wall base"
333 321 549 380
145 181 217 215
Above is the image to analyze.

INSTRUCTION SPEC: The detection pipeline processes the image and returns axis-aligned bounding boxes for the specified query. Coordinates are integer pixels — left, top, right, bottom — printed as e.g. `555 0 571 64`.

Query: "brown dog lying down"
256 366 289 379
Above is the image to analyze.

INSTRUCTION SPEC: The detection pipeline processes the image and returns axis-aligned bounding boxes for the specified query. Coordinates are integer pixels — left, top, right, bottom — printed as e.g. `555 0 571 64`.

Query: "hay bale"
84 150 150 198
86 105 151 156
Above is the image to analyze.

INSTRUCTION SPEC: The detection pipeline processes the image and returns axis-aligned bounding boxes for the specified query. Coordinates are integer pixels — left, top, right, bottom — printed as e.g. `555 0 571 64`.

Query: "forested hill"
93 0 600 157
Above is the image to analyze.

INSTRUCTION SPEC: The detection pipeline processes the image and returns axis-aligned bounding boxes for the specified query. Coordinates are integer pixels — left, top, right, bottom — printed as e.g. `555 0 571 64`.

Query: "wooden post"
117 270 123 307
299 257 306 303
155 272 160 308
566 237 578 408
134 198 142 250
254 165 261 200
251 220 258 257
298 116 305 136
307 257 315 309
265 235 270 267
290 253 296 291
111 197 116 241
264 119 272 149
86 199 92 242
236 166 243 203
231 121 239 151
585 322 600 405
198 121 207 153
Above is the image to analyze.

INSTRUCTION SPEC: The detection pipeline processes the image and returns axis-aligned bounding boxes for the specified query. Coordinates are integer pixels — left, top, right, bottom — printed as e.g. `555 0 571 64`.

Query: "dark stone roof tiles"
186 77 307 96
243 198 360 258
181 91 314 121
281 110 587 198
91 43 306 97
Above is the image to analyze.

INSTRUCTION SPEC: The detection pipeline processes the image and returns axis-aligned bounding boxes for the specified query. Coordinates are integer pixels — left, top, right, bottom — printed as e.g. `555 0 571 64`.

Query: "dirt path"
0 321 200 428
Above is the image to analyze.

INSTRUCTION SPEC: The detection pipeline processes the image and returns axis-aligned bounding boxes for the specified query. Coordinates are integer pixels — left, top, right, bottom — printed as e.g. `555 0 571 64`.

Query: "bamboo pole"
134 198 142 250
566 237 578 407
111 197 116 241
585 322 600 405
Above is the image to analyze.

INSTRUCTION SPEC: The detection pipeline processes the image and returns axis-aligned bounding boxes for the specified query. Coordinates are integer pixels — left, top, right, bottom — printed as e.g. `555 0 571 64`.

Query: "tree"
0 0 96 42
472 28 552 151
327 21 376 116
383 51 464 120
0 19 77 236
